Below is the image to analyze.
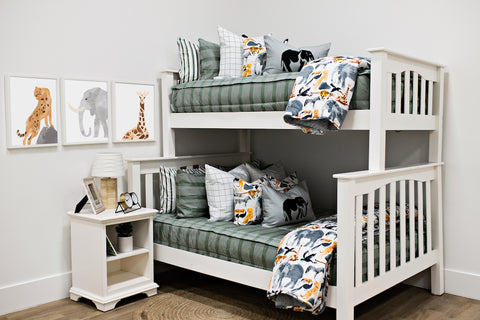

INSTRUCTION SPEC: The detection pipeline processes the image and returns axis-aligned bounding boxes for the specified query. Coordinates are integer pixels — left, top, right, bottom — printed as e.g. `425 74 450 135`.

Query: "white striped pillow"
177 38 199 83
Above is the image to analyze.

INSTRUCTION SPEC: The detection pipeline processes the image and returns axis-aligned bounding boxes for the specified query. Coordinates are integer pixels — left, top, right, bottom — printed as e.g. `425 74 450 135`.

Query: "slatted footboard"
334 163 443 319
126 155 443 320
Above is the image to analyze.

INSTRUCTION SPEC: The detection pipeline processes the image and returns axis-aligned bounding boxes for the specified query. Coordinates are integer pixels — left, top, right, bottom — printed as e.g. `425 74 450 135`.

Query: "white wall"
0 0 479 315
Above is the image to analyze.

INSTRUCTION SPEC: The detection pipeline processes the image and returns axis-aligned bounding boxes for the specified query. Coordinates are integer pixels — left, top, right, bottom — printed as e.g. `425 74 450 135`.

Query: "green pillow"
198 38 220 79
175 169 208 218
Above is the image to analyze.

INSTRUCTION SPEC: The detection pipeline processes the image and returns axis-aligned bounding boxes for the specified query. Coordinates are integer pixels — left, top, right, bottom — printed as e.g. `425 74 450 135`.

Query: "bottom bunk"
127 153 444 319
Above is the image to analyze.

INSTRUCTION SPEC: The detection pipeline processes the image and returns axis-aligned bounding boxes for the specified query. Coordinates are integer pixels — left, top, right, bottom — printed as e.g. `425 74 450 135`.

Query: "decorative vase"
118 236 133 253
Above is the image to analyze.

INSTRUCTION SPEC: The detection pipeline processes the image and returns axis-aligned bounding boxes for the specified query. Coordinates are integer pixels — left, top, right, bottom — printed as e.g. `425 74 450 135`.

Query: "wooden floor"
2 266 480 320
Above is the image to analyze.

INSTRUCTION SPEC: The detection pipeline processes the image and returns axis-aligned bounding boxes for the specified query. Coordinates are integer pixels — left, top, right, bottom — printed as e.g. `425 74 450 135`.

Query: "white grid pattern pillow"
217 26 244 78
177 37 199 83
205 164 250 221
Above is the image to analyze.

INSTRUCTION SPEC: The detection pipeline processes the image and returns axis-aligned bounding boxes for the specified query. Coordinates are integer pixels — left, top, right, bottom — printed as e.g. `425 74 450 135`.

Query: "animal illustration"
281 49 314 72
122 91 150 140
242 35 266 76
283 196 308 221
69 87 108 138
16 87 53 145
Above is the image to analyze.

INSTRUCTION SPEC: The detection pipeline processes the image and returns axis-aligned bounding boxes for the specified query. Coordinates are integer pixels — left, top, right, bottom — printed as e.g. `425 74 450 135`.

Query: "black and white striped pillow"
177 38 199 83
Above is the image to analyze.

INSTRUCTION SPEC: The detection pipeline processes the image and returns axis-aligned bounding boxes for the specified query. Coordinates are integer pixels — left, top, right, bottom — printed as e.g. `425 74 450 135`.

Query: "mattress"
153 213 420 286
171 70 370 113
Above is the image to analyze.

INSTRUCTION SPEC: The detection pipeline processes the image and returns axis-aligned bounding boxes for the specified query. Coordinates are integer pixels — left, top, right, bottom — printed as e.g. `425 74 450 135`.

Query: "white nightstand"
67 208 159 311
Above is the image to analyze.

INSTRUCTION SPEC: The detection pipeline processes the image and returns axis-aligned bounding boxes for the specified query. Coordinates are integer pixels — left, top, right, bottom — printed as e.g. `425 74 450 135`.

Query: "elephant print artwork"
63 79 109 144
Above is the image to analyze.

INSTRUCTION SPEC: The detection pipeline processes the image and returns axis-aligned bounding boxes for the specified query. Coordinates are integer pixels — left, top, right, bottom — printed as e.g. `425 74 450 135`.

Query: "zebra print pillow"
177 37 199 83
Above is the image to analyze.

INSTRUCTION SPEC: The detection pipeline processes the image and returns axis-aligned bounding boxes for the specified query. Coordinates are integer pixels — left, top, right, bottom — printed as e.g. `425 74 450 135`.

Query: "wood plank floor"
2 267 480 320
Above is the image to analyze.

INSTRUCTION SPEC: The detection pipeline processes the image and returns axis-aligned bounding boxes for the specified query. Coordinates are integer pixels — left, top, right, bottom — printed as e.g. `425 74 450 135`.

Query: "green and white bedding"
171 71 370 113
153 213 416 287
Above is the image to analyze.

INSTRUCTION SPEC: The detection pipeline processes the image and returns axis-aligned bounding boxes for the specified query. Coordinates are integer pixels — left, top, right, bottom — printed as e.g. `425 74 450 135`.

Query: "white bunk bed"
127 48 445 319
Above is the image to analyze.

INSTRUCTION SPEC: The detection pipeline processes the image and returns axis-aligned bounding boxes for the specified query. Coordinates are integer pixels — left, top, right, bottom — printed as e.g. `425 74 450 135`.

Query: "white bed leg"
337 305 355 320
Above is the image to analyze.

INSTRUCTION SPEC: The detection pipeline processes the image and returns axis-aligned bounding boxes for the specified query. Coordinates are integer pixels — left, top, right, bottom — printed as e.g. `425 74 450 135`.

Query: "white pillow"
205 164 250 221
217 26 244 78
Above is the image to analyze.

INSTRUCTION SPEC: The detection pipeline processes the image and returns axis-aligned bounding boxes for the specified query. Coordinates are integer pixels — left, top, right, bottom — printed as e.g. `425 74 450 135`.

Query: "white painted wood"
395 73 402 114
355 196 363 286
145 173 153 209
404 71 410 114
418 182 424 257
389 182 397 271
336 179 356 320
420 78 426 115
400 180 407 265
412 72 419 114
368 50 387 171
67 208 158 311
160 71 178 157
430 166 445 295
428 81 434 116
409 180 416 262
426 181 433 253
379 185 386 276
367 192 375 281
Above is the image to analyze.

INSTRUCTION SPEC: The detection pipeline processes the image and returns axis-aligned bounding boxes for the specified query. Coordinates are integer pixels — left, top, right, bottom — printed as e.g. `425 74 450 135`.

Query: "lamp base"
100 178 117 210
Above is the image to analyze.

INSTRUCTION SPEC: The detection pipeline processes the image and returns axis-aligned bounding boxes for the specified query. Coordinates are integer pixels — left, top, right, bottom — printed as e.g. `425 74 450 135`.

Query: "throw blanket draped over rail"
267 215 338 314
284 56 371 134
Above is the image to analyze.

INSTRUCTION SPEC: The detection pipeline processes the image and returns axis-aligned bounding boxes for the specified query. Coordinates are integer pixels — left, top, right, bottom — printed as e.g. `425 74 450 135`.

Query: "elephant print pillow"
263 35 331 75
261 180 316 227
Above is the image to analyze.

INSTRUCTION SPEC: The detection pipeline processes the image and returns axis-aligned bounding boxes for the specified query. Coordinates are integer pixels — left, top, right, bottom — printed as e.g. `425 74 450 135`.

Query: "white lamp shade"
91 153 125 177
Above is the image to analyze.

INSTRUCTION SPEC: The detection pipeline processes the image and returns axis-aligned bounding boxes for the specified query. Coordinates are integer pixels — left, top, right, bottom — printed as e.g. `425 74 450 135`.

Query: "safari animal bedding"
284 56 371 134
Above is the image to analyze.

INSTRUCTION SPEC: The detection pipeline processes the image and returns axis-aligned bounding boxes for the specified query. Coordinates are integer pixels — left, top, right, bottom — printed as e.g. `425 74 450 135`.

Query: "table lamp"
91 153 124 209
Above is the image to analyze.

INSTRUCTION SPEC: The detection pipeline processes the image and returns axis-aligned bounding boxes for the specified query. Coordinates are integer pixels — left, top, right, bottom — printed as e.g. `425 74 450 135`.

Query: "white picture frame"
61 78 110 145
83 176 105 214
5 75 59 148
112 82 156 143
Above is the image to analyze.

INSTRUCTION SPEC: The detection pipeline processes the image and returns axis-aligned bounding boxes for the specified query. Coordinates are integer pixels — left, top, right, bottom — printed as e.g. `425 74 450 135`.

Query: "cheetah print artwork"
15 86 57 145
284 56 370 135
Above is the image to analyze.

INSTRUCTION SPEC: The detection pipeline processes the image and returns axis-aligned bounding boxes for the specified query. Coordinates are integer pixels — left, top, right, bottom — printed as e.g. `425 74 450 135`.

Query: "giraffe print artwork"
122 91 150 140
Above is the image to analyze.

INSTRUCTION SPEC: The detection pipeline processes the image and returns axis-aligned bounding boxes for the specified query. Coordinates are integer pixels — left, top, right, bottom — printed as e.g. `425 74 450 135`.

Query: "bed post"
429 67 445 295
238 129 251 155
368 49 388 171
336 178 356 320
160 70 178 157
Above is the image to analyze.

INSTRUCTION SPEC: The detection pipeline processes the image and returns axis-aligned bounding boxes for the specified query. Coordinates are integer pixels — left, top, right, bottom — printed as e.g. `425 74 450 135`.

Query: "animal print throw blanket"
267 215 337 315
284 56 370 134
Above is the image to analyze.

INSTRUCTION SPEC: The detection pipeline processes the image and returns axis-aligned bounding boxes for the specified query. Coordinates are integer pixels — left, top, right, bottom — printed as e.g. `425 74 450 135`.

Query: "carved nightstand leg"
93 299 121 312
144 288 158 297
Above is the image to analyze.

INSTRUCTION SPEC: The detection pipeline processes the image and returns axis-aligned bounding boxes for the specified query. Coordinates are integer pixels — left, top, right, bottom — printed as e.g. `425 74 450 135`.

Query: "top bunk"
160 48 445 132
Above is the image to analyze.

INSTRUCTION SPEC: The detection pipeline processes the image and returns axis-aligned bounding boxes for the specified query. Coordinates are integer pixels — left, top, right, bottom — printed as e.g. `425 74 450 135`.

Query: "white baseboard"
0 271 71 316
445 268 480 300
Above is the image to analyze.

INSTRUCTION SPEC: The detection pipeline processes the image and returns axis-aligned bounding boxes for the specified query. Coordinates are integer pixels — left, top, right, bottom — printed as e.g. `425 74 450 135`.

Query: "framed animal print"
5 75 59 148
112 82 156 143
61 79 110 145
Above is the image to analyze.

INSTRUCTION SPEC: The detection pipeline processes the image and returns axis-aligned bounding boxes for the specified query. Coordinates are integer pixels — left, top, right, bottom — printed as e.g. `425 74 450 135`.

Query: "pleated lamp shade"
91 153 124 209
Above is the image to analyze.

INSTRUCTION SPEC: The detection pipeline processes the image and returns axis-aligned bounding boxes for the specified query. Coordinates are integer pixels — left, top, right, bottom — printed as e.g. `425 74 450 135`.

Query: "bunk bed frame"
127 48 445 319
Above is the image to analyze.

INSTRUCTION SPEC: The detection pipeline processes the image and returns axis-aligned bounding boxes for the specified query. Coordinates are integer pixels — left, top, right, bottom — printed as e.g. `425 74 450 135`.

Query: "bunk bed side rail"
335 163 443 314
127 152 251 209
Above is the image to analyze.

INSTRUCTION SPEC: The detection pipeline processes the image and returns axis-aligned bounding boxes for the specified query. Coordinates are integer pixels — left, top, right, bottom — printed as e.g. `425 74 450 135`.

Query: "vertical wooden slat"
379 185 386 276
418 182 424 256
400 180 406 265
386 73 392 114
420 78 426 115
426 181 432 252
145 173 154 209
409 180 416 261
355 196 363 286
367 192 375 281
390 182 397 270
428 81 434 115
404 72 410 114
412 72 418 114
395 73 401 114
